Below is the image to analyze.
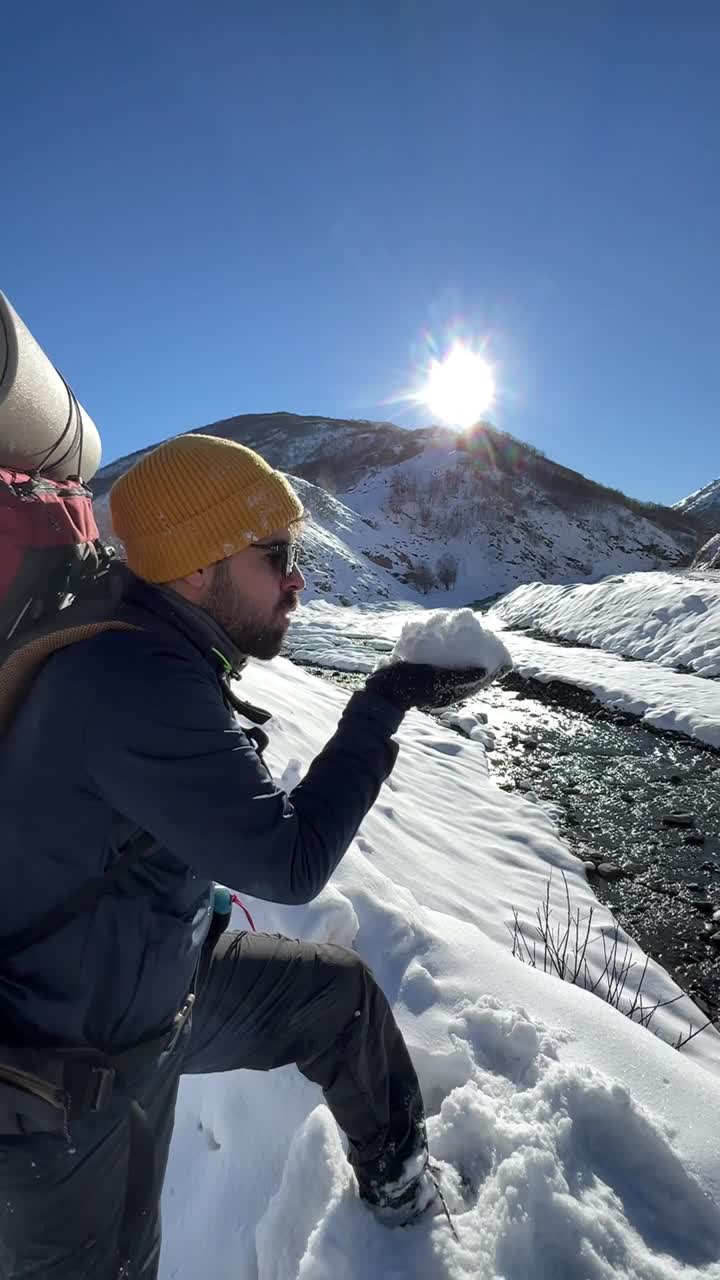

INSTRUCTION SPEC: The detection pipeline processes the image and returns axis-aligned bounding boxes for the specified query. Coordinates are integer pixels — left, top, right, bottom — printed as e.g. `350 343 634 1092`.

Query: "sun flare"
418 341 495 429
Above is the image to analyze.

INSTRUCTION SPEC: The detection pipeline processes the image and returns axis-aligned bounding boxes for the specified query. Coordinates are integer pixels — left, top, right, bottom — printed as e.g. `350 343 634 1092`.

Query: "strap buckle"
166 993 196 1053
63 1059 116 1114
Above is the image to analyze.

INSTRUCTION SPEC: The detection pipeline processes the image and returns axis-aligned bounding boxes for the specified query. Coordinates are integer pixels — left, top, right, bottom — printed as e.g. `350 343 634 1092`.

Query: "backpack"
0 466 159 963
0 465 114 646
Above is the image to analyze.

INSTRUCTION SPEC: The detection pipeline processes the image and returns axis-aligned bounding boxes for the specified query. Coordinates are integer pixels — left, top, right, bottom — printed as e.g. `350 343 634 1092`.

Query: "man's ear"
164 564 212 601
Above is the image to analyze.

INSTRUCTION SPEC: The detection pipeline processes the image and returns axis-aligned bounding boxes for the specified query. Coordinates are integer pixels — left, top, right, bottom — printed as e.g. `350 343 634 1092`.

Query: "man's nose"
285 566 305 591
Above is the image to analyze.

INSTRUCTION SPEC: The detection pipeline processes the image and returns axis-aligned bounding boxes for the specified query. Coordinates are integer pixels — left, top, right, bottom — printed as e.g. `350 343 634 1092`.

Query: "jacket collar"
120 570 247 680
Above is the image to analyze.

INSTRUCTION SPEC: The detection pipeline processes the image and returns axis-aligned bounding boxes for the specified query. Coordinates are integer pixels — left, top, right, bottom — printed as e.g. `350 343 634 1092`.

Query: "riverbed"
291 652 720 1022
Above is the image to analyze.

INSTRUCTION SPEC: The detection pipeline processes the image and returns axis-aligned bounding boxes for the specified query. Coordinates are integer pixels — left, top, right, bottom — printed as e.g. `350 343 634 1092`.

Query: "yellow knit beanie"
109 433 304 582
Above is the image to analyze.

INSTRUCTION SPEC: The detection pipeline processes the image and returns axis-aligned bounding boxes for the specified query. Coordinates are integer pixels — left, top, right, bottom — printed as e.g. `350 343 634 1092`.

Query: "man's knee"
315 944 376 1018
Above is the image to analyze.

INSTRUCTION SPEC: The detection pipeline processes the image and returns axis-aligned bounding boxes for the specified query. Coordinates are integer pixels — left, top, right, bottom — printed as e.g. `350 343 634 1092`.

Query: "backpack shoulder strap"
0 831 159 964
0 617 141 735
1 613 155 962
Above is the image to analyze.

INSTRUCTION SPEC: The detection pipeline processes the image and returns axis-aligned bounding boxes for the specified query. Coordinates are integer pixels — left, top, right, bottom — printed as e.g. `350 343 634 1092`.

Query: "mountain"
674 478 720 523
692 533 720 570
92 413 709 606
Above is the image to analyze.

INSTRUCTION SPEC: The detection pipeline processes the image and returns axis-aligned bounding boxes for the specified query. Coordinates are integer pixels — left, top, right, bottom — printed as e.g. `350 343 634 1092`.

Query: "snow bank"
492 571 720 678
503 630 720 750
379 608 512 674
160 644 720 1280
285 598 720 748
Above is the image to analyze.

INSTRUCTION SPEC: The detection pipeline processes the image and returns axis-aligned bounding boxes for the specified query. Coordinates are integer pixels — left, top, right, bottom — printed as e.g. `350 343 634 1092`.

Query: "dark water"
488 674 720 1018
296 658 720 1020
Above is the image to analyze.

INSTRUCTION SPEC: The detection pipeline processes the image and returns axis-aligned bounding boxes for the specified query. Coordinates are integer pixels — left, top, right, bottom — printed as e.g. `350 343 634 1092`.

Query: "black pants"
0 932 426 1278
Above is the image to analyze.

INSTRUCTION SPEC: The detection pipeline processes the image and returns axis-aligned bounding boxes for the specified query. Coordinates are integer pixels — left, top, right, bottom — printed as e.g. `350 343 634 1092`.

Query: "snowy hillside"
93 414 705 606
159 648 720 1280
675 478 720 522
694 534 720 570
491 571 720 679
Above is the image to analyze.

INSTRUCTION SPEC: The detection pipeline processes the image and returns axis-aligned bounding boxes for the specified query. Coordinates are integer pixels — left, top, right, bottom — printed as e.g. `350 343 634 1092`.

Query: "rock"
710 932 720 948
689 898 714 915
700 861 720 874
583 861 597 875
662 812 696 829
686 882 701 890
683 834 706 846
597 862 624 880
620 792 635 803
516 780 534 792
669 774 685 785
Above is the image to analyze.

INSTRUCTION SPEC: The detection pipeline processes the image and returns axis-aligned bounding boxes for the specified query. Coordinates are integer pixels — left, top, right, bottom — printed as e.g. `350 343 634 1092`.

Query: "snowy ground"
500 630 720 751
160 617 720 1280
492 572 720 679
286 598 720 750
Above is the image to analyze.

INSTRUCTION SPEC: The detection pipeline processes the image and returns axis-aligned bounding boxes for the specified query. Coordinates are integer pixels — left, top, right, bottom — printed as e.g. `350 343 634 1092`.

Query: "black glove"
364 661 494 712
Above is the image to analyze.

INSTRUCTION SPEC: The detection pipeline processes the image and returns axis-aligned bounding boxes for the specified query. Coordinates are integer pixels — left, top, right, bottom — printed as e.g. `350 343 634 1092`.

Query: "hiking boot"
364 1155 463 1229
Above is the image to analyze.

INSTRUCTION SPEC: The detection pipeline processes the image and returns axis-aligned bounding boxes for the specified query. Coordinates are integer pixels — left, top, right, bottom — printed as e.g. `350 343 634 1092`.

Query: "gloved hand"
364 661 494 712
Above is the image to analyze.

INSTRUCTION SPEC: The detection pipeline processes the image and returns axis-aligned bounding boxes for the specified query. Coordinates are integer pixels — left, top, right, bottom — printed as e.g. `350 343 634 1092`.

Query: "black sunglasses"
249 540 301 578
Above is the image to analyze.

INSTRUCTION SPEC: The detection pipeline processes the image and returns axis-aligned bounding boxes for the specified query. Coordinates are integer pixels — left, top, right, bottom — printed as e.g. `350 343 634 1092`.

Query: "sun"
418 341 495 429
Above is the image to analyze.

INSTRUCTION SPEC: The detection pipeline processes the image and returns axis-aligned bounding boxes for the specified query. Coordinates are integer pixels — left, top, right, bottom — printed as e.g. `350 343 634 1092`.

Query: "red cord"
230 893 256 932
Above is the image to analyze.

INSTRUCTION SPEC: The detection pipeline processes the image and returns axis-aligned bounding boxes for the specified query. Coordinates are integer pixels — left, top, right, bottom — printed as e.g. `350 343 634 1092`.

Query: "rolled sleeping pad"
0 290 101 482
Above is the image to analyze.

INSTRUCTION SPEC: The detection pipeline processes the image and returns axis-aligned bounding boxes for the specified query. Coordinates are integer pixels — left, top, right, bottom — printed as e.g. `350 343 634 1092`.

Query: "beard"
204 560 296 660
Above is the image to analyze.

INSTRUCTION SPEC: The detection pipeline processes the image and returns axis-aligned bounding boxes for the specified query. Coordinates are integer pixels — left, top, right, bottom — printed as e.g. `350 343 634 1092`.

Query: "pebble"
597 862 624 880
662 812 696 828
683 834 706 846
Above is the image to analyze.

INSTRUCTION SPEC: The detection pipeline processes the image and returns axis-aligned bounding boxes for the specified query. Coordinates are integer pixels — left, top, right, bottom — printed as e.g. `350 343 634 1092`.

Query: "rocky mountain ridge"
674 477 720 523
93 412 711 606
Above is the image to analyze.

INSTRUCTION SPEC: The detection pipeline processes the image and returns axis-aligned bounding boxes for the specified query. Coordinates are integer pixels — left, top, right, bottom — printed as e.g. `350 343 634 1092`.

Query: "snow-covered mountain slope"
675 477 720 521
693 533 720 570
93 472 418 608
93 413 707 605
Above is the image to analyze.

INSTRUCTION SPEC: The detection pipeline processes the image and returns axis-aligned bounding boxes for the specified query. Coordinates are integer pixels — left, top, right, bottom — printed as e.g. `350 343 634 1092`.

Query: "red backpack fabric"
0 466 107 644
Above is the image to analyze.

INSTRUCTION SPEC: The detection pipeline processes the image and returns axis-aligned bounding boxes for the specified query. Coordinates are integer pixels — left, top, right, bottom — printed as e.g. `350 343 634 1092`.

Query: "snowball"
379 608 512 674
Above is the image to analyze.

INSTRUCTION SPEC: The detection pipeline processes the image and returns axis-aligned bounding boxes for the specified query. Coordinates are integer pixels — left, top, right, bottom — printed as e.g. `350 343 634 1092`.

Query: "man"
0 433 486 1278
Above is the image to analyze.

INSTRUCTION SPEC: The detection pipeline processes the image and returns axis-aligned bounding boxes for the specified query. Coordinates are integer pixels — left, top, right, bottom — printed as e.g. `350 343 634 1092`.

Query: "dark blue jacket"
0 577 403 1053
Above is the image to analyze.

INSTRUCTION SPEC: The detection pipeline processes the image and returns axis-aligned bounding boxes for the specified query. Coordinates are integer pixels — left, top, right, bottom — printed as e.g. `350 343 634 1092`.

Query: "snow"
693 534 720 571
159 616 720 1280
492 571 720 678
286 596 720 748
674 477 720 518
501 630 720 750
93 417 696 612
378 608 512 674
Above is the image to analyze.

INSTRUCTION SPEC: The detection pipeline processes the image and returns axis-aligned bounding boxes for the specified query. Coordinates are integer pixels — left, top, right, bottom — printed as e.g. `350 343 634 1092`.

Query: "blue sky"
2 1 718 503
